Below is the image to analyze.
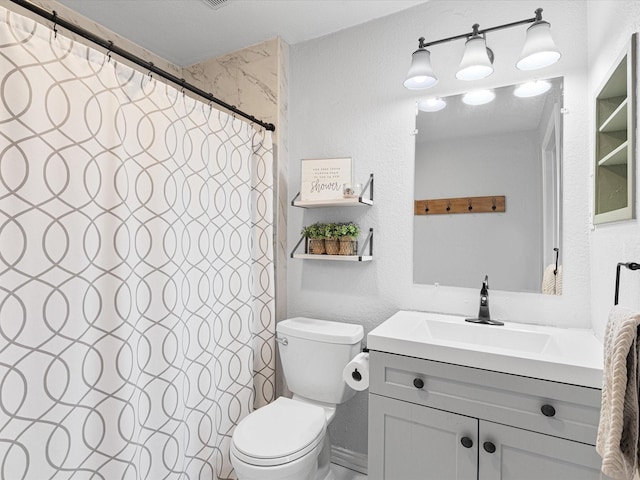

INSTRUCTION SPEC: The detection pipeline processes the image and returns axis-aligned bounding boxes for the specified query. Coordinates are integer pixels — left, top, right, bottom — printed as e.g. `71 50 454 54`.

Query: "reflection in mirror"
413 77 563 294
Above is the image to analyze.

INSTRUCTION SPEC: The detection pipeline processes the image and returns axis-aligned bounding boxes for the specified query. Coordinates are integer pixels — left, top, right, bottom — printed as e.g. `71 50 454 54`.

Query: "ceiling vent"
201 0 233 10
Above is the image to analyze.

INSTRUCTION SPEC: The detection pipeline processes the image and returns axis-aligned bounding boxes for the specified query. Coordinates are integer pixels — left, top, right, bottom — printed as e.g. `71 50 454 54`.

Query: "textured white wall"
288 0 589 454
588 1 640 340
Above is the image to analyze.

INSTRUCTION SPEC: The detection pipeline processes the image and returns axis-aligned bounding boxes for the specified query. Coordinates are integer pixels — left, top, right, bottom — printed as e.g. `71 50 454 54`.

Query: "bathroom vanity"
367 311 607 480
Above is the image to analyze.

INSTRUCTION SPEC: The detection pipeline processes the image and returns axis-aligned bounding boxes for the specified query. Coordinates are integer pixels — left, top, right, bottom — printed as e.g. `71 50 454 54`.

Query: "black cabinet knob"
461 437 473 449
541 404 556 417
483 442 496 454
413 378 424 389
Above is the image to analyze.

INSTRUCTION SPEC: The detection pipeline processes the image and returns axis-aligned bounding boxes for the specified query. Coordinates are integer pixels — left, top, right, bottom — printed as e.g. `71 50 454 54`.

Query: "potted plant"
335 222 360 255
301 222 326 254
323 222 340 255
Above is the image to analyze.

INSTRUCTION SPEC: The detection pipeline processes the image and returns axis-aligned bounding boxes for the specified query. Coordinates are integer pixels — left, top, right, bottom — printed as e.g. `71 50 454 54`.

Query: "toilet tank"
277 317 364 405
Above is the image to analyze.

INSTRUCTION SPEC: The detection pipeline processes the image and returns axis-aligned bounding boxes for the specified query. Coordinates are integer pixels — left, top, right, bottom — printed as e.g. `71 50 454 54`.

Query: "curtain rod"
8 0 276 132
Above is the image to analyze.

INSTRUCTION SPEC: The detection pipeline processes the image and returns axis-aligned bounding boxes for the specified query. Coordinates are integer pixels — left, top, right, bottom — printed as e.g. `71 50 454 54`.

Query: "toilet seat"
231 397 326 467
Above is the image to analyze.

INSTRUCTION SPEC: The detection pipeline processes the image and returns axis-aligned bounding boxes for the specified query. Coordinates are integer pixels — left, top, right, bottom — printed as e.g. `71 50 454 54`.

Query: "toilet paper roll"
343 352 369 391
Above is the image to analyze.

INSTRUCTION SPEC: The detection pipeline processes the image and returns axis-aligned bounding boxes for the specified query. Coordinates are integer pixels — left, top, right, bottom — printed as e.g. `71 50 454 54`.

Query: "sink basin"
367 311 603 388
417 318 551 353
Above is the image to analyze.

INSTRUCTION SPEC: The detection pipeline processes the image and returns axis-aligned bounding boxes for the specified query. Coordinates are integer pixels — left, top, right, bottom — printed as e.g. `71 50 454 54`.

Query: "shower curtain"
0 6 274 480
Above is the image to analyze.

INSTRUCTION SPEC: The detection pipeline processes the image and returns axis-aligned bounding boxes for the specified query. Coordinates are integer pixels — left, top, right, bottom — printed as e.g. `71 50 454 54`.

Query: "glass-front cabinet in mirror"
593 34 636 225
413 78 563 294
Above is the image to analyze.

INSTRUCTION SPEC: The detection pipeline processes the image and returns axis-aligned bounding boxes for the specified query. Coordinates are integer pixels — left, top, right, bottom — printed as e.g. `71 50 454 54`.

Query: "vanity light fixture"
514 80 551 98
404 8 561 89
516 18 561 70
456 25 494 81
417 97 447 112
462 89 496 106
404 48 438 89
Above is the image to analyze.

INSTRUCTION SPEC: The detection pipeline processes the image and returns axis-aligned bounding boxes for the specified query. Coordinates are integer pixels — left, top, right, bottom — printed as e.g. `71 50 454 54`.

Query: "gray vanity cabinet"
368 351 607 480
369 394 477 480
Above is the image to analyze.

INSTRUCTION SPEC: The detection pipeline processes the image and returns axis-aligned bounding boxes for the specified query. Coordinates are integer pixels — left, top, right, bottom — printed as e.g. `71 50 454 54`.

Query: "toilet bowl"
230 317 364 480
230 397 327 480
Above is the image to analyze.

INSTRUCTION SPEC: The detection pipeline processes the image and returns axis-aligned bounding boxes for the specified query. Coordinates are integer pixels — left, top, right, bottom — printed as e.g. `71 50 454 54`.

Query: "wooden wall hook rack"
414 195 506 215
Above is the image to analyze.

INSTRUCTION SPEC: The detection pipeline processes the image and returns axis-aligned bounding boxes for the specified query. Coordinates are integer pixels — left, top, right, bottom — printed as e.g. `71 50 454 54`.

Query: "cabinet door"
369 394 477 480
478 421 604 480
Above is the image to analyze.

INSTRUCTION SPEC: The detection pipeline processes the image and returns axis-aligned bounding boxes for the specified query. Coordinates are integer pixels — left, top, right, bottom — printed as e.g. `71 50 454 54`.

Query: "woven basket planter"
325 238 340 255
339 237 357 255
307 238 326 255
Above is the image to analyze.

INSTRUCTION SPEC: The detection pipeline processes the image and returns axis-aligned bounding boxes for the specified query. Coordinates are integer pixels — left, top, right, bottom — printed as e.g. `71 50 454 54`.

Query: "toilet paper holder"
353 346 369 380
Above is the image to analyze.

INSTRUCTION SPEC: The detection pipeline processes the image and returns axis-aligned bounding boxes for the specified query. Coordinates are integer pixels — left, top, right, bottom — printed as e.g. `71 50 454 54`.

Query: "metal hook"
52 11 58 39
106 40 113 62
491 197 497 211
446 200 451 212
468 199 473 211
147 62 154 79
180 78 186 96
424 201 429 213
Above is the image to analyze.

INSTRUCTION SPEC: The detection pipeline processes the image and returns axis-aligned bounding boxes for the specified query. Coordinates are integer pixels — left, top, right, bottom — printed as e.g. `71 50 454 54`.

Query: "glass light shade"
456 36 494 81
516 21 561 70
462 89 495 106
417 97 446 112
404 48 438 89
514 80 551 98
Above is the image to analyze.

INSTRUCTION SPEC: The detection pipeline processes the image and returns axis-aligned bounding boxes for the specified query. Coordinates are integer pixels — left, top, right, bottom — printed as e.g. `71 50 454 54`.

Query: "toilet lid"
232 397 326 466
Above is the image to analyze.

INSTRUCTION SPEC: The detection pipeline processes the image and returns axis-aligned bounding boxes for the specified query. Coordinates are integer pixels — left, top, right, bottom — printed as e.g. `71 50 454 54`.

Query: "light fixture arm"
417 9 542 49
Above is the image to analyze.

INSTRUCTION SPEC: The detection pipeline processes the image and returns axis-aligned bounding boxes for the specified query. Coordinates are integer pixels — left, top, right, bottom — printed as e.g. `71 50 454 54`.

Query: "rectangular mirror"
413 77 563 294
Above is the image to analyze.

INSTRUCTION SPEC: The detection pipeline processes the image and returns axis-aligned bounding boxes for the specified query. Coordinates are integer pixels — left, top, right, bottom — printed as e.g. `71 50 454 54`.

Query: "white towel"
597 305 640 479
541 264 562 295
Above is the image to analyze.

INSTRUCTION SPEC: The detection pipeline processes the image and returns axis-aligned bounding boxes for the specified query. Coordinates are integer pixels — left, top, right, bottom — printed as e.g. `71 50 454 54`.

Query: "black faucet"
465 275 504 326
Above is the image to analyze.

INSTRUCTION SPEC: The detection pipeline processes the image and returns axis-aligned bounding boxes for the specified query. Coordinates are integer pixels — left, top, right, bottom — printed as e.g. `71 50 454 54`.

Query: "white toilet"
230 317 364 480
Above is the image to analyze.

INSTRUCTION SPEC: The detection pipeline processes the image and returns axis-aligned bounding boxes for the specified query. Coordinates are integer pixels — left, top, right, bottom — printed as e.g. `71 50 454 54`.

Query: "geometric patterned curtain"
0 6 274 479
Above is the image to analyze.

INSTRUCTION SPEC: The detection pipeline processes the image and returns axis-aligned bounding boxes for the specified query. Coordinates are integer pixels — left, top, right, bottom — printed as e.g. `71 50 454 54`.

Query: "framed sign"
301 157 353 201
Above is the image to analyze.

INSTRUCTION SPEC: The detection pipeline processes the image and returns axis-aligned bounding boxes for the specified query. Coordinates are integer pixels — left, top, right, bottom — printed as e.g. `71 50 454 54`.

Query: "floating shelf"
292 253 373 262
292 174 373 208
598 141 628 166
292 196 372 208
290 228 373 262
599 98 628 133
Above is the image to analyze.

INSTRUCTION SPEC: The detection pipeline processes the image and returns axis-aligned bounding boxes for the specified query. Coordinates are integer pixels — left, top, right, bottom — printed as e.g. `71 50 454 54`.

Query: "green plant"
301 222 326 239
323 222 338 239
334 222 360 239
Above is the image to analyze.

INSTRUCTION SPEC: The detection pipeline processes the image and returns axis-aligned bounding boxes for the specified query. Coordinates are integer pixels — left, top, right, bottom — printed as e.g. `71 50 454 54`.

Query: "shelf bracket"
360 174 374 204
290 235 306 258
359 228 374 259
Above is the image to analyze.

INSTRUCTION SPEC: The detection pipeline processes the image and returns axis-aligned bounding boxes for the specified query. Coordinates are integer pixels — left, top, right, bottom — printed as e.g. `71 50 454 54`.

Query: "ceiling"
56 0 429 67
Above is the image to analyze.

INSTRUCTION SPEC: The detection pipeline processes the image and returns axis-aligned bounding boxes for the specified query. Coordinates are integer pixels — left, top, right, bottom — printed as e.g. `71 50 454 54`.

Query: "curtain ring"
106 40 113 62
52 11 58 39
147 62 154 80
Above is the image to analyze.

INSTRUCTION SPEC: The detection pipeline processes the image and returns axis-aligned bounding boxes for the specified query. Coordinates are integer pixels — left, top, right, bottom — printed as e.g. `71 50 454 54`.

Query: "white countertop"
367 310 604 389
